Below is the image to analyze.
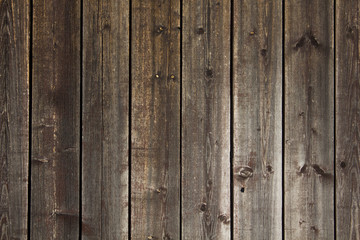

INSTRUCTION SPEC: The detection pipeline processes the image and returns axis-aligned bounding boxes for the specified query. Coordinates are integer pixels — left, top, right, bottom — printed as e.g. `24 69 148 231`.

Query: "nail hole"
340 161 346 168
196 28 205 34
240 187 245 193
260 49 267 56
156 25 165 34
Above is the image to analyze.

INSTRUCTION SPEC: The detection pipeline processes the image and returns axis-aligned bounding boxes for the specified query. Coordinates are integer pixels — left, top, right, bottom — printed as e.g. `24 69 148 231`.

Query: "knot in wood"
218 214 230 224
200 203 207 212
236 166 253 179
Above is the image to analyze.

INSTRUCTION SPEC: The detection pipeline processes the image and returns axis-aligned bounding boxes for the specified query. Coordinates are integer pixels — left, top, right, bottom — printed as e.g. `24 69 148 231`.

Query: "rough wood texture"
182 0 231 239
0 0 29 238
284 0 334 239
336 0 360 239
131 0 180 239
31 0 80 238
233 0 282 239
82 0 129 239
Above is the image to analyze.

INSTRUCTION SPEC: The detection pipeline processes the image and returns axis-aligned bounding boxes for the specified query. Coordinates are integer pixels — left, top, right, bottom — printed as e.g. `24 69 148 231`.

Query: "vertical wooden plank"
0 0 29 238
131 0 180 239
82 0 129 239
336 0 360 239
233 0 282 239
182 0 231 239
285 0 334 239
31 0 80 238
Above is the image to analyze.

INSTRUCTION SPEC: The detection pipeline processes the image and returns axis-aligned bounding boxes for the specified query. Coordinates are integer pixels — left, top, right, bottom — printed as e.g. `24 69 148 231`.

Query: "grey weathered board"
1 0 359 239
335 0 360 239
131 0 181 239
82 0 129 239
233 0 283 239
284 0 334 239
31 0 80 239
0 0 29 239
182 0 231 239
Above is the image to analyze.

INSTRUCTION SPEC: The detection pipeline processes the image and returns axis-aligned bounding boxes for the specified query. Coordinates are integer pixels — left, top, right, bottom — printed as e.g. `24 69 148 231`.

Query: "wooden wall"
0 0 359 239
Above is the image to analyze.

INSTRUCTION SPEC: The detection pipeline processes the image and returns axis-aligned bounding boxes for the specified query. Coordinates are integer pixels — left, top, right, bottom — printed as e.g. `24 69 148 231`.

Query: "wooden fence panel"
335 0 360 239
182 0 231 239
284 0 334 239
233 0 283 239
82 0 129 239
2 1 360 239
0 0 29 238
31 0 80 238
131 0 181 239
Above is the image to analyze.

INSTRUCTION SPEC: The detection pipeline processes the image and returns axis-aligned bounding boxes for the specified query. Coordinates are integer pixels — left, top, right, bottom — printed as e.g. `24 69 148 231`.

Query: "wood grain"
82 0 129 239
31 0 80 238
182 0 231 239
284 0 334 239
131 0 181 239
0 0 29 238
336 0 360 239
233 0 282 239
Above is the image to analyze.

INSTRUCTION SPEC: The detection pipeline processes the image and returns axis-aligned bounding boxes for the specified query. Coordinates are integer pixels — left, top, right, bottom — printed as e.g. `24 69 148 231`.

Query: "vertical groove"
333 0 336 238
179 0 183 238
230 0 234 238
79 0 83 238
281 0 285 239
128 0 132 238
28 0 33 238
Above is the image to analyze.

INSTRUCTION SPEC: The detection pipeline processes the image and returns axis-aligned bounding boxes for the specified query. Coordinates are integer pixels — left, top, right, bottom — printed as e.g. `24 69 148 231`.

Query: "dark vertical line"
179 0 182 238
333 0 336 238
230 0 234 239
28 0 33 238
79 0 83 238
179 0 183 238
281 0 285 239
128 0 132 238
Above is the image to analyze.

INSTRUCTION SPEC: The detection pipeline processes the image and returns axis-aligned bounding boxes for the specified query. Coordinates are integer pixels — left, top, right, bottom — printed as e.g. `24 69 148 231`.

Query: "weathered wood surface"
31 0 80 239
233 0 283 239
182 0 231 239
284 0 334 239
82 0 129 239
336 0 360 239
3 1 360 239
131 0 181 239
0 0 29 238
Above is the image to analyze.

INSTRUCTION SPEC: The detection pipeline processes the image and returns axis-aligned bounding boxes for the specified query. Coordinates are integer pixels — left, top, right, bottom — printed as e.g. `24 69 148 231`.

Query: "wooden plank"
31 0 80 238
131 0 180 239
82 0 129 239
232 0 282 239
182 0 231 239
0 0 29 238
335 0 360 239
284 0 334 239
